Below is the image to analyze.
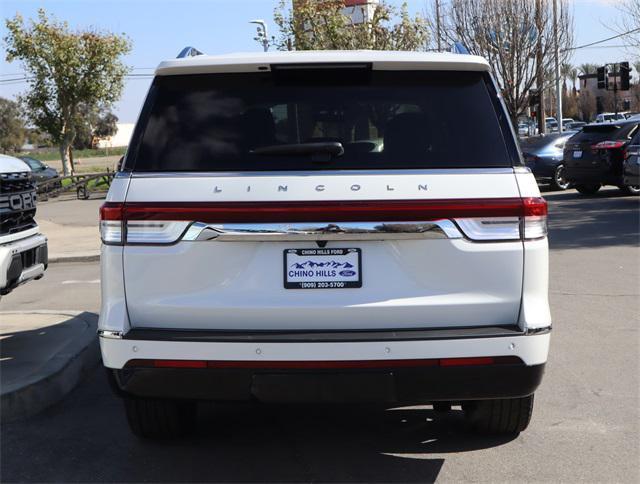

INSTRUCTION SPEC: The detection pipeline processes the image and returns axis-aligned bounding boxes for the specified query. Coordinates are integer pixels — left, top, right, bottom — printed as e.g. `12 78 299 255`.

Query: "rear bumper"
564 166 622 185
109 361 545 403
101 327 550 402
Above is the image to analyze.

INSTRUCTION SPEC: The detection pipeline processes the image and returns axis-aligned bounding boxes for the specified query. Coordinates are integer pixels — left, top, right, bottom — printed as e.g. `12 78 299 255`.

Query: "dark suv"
564 121 640 195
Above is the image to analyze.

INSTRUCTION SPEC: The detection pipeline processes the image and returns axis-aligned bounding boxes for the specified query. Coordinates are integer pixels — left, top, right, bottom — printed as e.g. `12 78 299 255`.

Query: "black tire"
574 183 600 195
550 164 571 191
619 184 640 196
124 396 196 439
463 395 534 435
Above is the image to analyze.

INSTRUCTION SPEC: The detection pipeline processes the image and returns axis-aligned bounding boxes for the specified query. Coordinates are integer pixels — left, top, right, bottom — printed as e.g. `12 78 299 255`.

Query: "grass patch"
15 146 127 161
59 174 112 190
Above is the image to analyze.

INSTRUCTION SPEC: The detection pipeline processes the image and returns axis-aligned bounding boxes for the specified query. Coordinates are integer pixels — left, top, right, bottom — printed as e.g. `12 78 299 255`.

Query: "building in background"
342 0 379 24
95 123 135 149
294 0 379 25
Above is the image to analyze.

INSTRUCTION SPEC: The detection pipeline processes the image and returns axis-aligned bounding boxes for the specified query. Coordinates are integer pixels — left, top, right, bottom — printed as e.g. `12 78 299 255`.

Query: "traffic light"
529 89 540 107
597 66 608 89
620 62 631 90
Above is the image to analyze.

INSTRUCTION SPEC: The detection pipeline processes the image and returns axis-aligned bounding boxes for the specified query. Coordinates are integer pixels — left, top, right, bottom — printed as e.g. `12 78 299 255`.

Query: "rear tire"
550 164 571 191
574 184 600 195
463 395 534 435
124 396 196 439
619 184 640 196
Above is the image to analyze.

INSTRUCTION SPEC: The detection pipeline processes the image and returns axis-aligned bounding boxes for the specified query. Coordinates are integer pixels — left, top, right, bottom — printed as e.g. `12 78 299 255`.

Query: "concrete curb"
48 253 100 264
0 311 101 423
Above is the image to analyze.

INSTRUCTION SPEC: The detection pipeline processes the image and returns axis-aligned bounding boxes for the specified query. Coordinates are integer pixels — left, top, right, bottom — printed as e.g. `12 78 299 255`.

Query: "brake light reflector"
125 355 523 369
522 197 547 240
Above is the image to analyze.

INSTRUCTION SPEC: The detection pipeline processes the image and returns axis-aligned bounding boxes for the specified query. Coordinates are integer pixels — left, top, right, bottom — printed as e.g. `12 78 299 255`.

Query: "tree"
4 9 131 175
433 0 573 124
0 97 26 153
579 63 598 75
560 62 573 93
94 112 118 139
614 0 640 58
272 0 429 51
71 106 118 150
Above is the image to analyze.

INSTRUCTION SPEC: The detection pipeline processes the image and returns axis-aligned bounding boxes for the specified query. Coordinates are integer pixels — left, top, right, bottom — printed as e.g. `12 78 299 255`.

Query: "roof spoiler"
177 46 204 59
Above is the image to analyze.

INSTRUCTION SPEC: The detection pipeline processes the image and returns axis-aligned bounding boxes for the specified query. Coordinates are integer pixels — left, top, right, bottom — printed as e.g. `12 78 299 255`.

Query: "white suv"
99 50 551 438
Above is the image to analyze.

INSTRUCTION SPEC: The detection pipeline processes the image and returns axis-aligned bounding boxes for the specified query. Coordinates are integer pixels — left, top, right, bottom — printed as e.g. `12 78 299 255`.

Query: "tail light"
591 140 626 150
99 197 548 245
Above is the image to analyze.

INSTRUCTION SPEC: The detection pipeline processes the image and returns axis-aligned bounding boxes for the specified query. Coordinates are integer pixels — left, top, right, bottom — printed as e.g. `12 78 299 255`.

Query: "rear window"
126 69 516 172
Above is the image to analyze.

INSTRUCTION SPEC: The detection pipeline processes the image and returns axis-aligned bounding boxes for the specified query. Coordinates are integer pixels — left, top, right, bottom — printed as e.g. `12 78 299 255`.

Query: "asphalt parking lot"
1 187 638 483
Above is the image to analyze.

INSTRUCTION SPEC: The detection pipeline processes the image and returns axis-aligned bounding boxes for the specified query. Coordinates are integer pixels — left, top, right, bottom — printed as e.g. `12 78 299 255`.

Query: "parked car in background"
561 118 574 130
566 121 586 130
19 156 60 187
624 112 639 119
623 130 640 188
545 117 558 132
0 154 48 296
594 113 626 123
564 121 640 195
518 123 530 136
520 131 577 190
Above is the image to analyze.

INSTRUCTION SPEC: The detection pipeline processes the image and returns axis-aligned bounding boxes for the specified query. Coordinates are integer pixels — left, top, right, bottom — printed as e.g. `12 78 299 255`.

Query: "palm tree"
579 63 598 76
570 67 579 94
561 62 573 93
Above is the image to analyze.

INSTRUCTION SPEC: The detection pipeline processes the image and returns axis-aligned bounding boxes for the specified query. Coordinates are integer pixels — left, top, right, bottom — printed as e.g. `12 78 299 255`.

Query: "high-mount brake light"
99 197 548 245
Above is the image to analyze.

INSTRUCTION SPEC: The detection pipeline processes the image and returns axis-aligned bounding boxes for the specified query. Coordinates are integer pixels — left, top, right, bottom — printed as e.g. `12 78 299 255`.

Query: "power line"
563 27 640 52
0 74 154 85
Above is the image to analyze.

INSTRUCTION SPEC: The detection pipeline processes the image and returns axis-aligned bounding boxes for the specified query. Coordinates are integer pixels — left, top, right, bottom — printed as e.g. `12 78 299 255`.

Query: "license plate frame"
284 248 362 289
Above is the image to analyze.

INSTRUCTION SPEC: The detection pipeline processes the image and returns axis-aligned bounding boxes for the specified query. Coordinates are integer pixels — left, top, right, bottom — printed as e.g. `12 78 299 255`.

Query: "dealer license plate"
284 248 362 289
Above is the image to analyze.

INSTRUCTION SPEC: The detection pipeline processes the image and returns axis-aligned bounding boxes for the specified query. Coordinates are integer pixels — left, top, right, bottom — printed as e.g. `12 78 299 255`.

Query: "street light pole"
435 0 442 52
250 19 269 52
535 0 546 135
553 0 563 133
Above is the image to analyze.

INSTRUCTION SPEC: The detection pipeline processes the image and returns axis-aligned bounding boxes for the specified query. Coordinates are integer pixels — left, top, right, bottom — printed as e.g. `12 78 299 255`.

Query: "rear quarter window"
126 69 517 172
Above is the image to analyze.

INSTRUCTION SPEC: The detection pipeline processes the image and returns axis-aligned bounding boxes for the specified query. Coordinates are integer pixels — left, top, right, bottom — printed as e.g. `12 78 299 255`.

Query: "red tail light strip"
101 198 547 223
125 356 522 369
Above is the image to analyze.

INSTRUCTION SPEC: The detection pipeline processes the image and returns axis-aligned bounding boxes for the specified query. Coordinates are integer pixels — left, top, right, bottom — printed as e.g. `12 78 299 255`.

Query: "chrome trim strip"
114 171 131 179
98 330 125 339
181 220 462 242
129 168 516 178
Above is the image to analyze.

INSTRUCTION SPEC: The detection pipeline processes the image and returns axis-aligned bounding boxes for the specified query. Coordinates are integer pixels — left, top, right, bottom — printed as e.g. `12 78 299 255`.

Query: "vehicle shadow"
0 368 518 483
543 188 639 249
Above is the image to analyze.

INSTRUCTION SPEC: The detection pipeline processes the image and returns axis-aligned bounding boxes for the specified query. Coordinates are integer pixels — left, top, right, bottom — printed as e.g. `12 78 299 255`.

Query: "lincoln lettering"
212 183 428 193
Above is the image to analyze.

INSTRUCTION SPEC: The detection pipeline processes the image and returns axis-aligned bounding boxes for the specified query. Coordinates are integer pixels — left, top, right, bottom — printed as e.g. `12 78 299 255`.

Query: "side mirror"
116 156 124 172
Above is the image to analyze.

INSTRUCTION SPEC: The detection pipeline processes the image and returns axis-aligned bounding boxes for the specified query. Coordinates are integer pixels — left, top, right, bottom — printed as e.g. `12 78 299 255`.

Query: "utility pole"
250 19 269 52
435 0 442 52
553 0 562 133
535 0 546 134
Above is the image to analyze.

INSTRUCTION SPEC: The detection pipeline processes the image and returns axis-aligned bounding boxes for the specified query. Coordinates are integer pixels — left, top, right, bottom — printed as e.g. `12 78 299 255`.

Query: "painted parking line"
61 279 101 285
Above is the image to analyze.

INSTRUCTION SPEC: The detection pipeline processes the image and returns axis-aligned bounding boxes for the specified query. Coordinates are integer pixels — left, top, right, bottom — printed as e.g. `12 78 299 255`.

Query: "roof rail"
177 46 204 59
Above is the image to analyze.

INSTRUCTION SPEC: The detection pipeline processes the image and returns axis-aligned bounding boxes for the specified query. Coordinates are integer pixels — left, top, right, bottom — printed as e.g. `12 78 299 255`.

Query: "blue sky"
0 0 634 122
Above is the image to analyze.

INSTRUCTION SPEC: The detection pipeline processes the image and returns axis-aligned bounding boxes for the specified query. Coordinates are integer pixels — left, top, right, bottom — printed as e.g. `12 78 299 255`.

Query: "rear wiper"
251 142 344 162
